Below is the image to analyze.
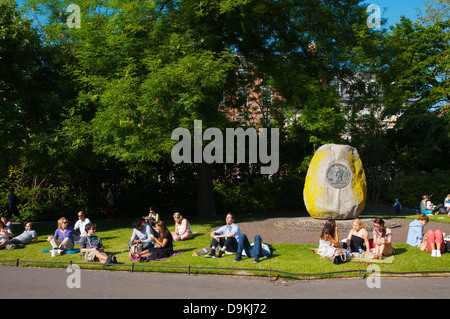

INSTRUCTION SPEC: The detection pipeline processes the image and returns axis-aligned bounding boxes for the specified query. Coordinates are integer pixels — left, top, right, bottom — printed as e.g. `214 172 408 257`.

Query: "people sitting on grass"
425 229 446 257
79 223 117 267
407 213 429 248
420 195 439 215
143 206 159 226
74 211 91 238
130 220 173 261
445 194 450 215
0 220 13 250
341 218 370 253
205 212 240 259
1 215 12 234
7 222 38 249
372 218 394 260
172 212 193 241
317 219 340 260
129 219 157 251
47 217 79 251
408 213 446 257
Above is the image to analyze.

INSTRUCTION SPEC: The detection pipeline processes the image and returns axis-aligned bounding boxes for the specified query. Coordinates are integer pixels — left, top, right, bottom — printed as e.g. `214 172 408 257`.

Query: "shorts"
426 229 445 253
83 250 98 262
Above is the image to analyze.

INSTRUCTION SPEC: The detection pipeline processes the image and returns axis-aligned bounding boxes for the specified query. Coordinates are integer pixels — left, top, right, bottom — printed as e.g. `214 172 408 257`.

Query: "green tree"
0 0 65 178
21 0 382 217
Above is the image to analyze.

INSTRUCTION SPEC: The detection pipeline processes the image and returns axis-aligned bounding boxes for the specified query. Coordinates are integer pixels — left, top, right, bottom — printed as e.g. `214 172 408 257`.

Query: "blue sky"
365 0 428 26
16 0 428 27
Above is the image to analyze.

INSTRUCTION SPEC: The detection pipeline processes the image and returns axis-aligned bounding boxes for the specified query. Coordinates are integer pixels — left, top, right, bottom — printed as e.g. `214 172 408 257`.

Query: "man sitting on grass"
79 223 117 268
205 212 240 259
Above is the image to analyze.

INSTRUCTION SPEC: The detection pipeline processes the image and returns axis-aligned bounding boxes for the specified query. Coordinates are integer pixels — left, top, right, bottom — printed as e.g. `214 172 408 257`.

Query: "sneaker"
436 250 442 257
234 255 242 262
205 250 215 258
431 250 437 257
253 258 259 264
103 255 113 268
213 251 224 259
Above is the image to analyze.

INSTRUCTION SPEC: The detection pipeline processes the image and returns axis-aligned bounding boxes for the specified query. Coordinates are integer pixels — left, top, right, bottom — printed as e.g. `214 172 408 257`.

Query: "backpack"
445 240 450 253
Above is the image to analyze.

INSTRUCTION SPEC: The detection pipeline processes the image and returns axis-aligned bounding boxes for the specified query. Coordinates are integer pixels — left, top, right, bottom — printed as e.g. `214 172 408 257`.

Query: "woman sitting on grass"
317 219 340 260
342 218 370 253
0 220 12 250
47 217 79 251
407 213 446 257
172 212 193 241
131 220 173 261
372 218 394 260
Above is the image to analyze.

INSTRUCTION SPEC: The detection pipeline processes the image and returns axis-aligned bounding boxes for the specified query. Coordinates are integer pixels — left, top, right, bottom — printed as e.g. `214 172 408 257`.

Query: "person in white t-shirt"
74 211 91 237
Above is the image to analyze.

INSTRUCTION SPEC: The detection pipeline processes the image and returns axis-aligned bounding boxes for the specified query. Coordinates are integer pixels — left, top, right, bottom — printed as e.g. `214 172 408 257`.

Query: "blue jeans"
235 234 262 262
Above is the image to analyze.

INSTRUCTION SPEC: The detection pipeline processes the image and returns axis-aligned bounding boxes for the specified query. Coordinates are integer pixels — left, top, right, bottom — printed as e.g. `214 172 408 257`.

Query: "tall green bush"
385 169 450 208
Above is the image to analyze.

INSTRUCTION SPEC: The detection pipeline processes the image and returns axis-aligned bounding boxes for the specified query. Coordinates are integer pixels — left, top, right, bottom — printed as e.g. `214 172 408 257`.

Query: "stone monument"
303 144 367 219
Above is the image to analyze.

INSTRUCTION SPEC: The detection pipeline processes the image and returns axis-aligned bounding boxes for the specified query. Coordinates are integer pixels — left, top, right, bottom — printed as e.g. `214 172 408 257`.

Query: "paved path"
1 265 449 301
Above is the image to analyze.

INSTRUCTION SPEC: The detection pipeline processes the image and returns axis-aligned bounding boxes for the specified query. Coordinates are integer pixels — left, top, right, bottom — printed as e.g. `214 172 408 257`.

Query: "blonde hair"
173 212 182 220
57 217 68 229
352 218 366 230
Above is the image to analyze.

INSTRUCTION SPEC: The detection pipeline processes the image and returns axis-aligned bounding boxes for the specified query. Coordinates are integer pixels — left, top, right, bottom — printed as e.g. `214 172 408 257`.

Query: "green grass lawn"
1 215 449 280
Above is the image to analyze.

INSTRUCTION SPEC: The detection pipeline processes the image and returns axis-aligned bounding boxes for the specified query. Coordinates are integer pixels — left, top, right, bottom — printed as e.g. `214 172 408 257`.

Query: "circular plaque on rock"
326 163 351 189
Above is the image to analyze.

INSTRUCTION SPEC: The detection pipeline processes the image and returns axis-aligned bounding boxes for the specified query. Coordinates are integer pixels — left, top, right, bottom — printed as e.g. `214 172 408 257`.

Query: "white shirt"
74 218 91 235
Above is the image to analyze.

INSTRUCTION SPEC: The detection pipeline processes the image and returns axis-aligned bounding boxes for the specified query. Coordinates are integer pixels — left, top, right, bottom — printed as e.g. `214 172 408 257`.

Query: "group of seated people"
129 211 268 263
317 218 394 261
2 206 446 267
421 194 450 216
43 208 195 266
318 214 447 261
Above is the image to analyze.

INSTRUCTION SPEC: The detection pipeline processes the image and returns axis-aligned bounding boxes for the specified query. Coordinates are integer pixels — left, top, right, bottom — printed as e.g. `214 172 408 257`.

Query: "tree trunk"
196 163 216 218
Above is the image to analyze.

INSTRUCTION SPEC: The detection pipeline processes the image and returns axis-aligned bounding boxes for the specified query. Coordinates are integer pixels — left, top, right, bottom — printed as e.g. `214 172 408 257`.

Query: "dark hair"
320 219 336 240
132 219 143 229
85 223 96 231
373 218 386 237
155 220 170 242
226 212 235 220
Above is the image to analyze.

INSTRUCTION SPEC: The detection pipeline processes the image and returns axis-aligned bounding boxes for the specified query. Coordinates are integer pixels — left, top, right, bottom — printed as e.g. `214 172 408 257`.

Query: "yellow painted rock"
303 144 366 220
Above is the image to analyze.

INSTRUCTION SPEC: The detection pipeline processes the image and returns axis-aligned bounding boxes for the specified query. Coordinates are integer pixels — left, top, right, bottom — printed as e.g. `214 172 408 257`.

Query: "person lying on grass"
79 223 117 268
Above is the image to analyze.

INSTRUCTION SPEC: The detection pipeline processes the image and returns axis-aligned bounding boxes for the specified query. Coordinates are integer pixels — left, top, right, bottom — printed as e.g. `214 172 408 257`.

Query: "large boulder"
303 144 367 220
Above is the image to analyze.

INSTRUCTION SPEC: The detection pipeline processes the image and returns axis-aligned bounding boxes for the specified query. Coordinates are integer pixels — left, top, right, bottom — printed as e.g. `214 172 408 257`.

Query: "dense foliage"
0 0 448 221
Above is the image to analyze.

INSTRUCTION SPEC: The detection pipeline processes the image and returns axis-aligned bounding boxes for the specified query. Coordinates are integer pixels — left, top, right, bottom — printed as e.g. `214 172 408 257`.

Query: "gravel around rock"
237 215 450 246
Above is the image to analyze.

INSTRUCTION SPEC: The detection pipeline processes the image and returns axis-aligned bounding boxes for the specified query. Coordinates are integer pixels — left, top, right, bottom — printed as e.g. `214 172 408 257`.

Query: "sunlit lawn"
0 214 449 279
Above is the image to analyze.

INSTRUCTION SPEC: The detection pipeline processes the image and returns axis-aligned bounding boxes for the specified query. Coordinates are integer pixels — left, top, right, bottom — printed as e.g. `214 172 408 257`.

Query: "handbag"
332 248 348 264
129 243 142 257
419 234 427 251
